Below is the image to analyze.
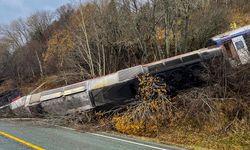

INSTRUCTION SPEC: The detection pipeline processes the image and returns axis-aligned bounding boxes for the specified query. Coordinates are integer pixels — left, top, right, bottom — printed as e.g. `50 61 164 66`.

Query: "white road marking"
89 133 170 150
1 118 179 150
50 124 170 150
53 124 76 131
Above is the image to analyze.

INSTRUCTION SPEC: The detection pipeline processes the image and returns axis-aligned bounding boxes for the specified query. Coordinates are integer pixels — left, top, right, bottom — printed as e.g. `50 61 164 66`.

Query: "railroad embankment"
63 64 250 150
1 65 250 150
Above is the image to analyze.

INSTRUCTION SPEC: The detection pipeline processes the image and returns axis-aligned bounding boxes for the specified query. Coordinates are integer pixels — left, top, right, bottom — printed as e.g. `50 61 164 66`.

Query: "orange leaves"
112 115 145 135
43 29 74 68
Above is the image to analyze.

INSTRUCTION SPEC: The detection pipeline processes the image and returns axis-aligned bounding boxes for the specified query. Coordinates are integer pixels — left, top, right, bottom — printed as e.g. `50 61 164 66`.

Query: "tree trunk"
184 15 189 52
164 13 170 58
79 7 95 77
35 50 43 78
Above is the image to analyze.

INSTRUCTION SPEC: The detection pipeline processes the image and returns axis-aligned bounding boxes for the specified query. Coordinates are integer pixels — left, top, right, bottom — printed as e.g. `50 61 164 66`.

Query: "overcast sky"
0 0 79 25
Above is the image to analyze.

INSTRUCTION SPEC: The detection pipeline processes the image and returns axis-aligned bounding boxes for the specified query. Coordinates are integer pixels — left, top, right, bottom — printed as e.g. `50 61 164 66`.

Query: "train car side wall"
6 47 225 116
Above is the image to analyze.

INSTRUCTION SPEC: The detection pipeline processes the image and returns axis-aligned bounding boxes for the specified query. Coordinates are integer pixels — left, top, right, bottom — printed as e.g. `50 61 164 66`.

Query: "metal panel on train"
88 73 119 91
29 92 42 105
10 96 27 110
63 81 87 96
118 65 144 81
40 87 63 101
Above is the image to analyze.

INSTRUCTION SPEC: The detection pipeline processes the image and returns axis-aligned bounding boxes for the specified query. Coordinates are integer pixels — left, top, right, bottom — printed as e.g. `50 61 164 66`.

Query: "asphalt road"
0 120 185 150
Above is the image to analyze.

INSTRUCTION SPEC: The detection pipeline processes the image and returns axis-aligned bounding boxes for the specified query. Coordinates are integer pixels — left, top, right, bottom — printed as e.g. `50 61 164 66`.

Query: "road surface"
0 119 185 150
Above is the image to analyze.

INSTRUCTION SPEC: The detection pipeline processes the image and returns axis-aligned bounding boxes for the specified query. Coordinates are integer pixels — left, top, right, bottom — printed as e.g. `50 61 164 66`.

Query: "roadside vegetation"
62 64 250 150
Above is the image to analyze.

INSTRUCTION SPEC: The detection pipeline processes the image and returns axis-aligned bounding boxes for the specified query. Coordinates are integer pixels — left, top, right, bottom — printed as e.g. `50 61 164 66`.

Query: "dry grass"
111 64 250 149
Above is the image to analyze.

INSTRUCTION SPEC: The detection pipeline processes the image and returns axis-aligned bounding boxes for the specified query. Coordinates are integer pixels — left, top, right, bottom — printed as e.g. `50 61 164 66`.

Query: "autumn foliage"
1 0 250 89
44 29 74 71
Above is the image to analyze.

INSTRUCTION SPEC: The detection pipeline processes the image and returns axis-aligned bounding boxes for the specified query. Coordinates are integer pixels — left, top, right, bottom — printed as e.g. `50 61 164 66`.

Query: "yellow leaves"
230 22 237 30
156 28 165 42
44 29 74 68
112 100 172 137
113 115 144 135
230 11 250 29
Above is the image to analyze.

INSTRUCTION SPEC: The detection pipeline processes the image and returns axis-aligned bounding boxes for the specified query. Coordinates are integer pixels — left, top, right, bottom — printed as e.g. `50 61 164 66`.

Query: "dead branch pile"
112 66 250 137
137 74 169 101
112 74 176 136
205 61 250 99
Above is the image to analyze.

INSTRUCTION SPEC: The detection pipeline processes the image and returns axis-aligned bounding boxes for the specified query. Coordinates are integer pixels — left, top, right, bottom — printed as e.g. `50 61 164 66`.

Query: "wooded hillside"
0 0 250 92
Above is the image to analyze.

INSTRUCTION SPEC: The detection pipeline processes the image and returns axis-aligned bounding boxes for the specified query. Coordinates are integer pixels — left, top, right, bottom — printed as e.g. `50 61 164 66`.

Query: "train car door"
232 36 250 64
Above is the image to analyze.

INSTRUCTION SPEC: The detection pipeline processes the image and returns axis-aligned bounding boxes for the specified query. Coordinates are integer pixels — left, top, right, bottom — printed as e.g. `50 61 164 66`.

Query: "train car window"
244 34 250 51
182 54 200 62
235 41 245 49
148 63 165 73
165 59 182 68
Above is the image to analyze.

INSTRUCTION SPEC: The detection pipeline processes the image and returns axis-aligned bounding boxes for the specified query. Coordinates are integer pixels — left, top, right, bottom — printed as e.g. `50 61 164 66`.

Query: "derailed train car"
6 25 250 117
8 47 224 116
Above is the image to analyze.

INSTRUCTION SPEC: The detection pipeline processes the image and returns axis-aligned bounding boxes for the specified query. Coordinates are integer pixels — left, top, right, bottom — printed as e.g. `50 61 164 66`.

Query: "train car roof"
210 25 250 46
142 47 222 68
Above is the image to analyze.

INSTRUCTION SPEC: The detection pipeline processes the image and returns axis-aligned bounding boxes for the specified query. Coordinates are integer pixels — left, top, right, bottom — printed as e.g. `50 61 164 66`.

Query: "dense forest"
0 0 250 92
